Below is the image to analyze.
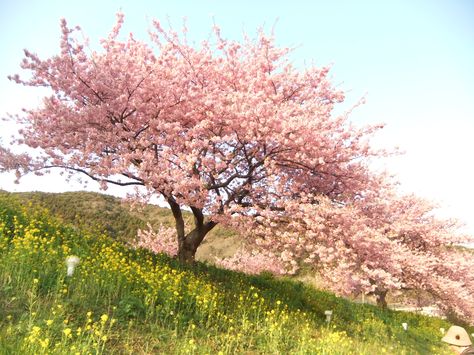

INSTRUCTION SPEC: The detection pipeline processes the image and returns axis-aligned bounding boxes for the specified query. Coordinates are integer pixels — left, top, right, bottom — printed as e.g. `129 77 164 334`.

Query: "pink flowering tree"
134 223 178 257
0 13 383 263
239 189 474 322
215 247 287 276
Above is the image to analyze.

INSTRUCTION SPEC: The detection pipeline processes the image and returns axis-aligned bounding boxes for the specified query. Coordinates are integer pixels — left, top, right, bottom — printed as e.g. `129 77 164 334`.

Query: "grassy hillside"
0 191 462 354
0 190 241 261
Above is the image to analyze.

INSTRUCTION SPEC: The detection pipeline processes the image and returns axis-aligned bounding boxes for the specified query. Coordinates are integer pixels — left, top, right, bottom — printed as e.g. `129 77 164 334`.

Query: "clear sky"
0 0 473 234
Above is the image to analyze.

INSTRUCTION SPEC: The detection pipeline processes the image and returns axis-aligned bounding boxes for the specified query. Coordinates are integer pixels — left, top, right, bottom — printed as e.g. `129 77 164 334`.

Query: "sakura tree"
355 190 474 321
1 13 383 263
135 223 178 257
238 189 474 322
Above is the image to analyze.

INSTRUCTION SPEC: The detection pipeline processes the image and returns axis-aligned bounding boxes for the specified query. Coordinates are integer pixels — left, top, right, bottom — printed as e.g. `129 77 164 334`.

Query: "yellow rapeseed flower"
39 338 50 348
32 326 41 333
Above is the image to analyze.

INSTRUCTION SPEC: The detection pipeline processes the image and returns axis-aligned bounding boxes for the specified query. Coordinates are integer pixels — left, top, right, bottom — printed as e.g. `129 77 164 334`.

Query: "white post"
324 310 333 324
65 256 80 277
67 265 75 276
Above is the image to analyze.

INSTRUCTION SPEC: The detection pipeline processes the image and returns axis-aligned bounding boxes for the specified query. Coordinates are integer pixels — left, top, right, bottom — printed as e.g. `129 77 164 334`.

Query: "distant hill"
0 190 241 262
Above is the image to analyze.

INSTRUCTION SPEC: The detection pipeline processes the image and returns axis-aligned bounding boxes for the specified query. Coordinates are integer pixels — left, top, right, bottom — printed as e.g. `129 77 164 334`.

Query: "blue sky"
0 0 473 234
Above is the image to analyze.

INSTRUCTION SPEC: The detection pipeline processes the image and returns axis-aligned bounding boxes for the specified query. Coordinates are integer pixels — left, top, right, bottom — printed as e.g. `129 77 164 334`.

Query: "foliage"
0 190 171 240
0 192 465 354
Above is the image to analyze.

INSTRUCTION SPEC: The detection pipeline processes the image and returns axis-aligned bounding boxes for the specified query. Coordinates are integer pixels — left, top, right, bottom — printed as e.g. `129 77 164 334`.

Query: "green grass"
0 190 179 241
0 192 458 354
0 190 239 261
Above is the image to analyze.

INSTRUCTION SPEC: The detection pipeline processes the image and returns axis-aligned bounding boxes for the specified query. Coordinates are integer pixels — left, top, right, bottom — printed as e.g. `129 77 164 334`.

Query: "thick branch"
190 206 204 228
186 220 217 249
167 196 185 243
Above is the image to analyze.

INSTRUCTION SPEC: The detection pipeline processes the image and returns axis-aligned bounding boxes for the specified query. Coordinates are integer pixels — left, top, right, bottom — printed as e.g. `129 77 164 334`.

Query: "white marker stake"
324 310 333 324
65 255 80 276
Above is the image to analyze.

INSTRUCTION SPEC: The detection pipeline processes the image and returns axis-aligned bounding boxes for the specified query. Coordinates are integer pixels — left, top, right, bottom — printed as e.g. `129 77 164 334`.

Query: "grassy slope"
0 191 460 354
1 190 241 261
2 190 456 309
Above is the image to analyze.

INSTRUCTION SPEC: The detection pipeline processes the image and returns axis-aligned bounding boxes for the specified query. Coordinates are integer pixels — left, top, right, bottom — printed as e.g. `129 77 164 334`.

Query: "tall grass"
0 194 454 354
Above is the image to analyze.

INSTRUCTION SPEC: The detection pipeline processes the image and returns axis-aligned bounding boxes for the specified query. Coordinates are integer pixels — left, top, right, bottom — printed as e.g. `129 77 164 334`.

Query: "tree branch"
167 196 185 243
40 165 144 187
190 206 204 228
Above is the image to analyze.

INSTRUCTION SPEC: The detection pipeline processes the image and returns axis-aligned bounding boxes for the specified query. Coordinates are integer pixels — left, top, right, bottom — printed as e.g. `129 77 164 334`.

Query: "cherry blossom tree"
214 247 287 276
134 223 178 257
238 189 474 322
1 13 383 263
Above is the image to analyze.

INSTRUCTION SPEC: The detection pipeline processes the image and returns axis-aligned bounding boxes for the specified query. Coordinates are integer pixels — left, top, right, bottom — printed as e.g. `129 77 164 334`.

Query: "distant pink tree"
354 190 474 321
215 247 287 276
0 13 383 263
238 189 474 322
135 223 178 257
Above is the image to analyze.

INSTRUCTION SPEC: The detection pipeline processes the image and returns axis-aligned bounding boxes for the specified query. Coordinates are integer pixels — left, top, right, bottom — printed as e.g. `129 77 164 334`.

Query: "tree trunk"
375 289 388 308
177 227 211 264
177 241 198 264
167 196 216 264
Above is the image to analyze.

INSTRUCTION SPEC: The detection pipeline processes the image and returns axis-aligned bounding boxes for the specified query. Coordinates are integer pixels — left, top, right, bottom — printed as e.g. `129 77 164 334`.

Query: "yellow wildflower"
32 326 41 333
40 338 50 348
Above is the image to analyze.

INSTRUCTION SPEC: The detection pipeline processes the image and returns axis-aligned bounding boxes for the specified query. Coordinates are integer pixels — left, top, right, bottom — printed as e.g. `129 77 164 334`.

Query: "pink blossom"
215 247 287 276
134 223 178 257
